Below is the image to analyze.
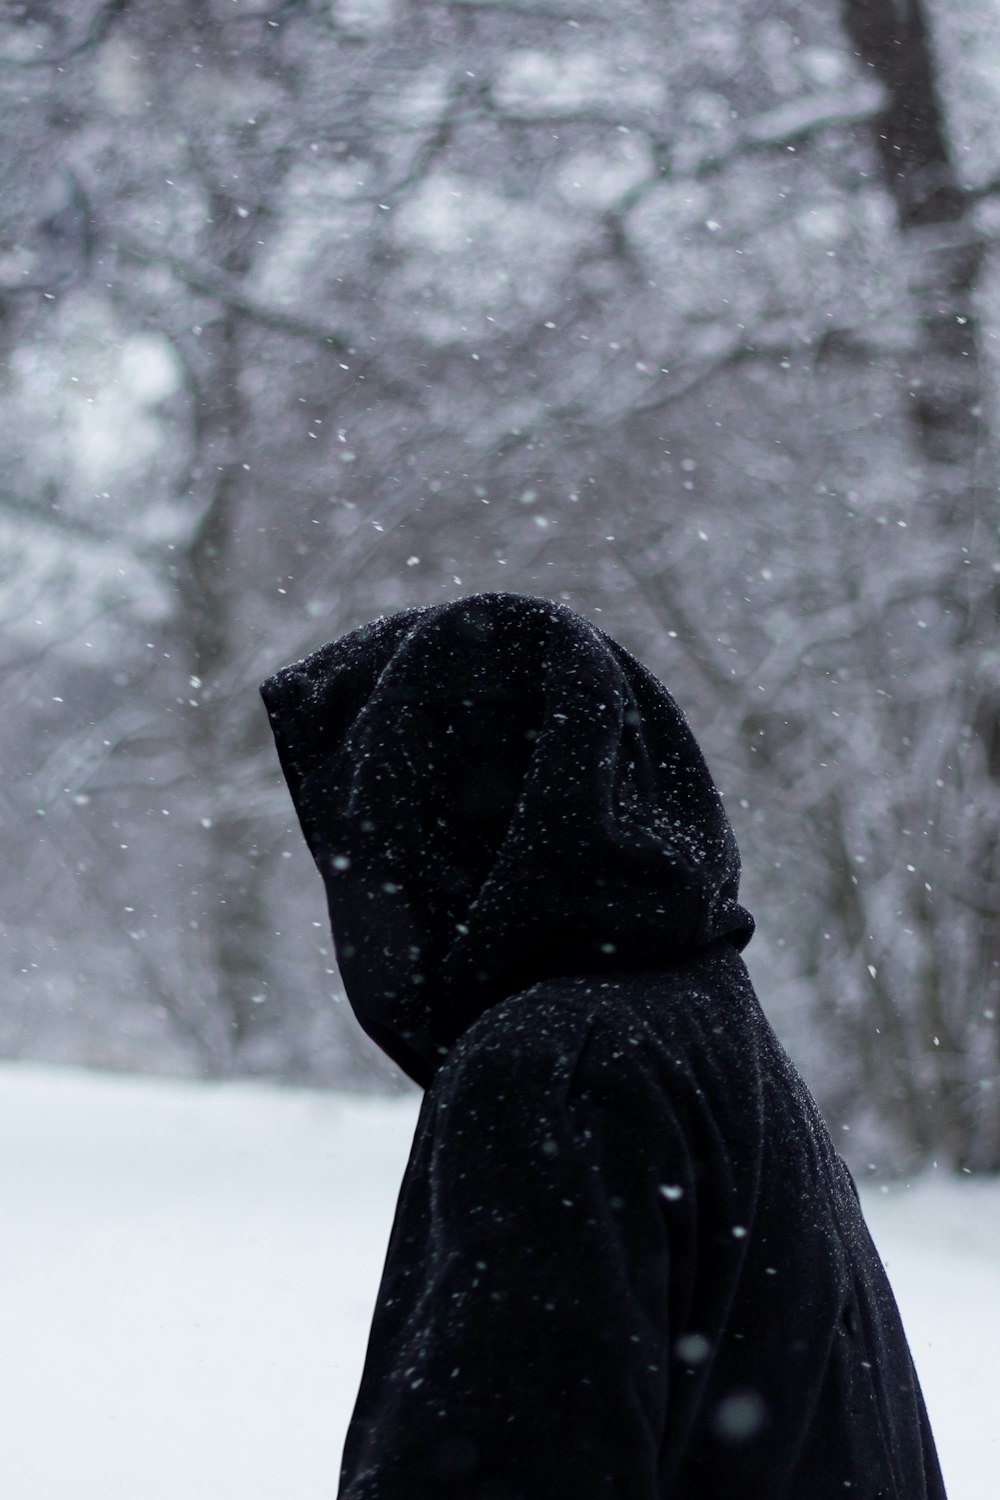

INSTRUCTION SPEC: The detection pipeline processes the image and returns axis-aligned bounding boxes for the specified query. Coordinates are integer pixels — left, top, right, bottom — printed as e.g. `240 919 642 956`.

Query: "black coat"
261 592 946 1500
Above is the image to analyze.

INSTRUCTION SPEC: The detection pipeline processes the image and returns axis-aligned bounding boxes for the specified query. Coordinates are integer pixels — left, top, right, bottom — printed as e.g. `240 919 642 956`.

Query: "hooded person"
260 592 946 1500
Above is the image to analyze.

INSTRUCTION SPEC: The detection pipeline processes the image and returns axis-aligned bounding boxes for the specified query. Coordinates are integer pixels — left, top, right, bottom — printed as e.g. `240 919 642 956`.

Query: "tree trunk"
840 0 1000 1169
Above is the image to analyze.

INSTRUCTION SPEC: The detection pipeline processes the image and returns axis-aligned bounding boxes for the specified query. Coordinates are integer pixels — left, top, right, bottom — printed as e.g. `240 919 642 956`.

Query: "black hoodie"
261 592 946 1500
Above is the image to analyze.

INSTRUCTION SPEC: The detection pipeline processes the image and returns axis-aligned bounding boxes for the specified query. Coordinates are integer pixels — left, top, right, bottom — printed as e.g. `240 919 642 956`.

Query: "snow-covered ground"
0 1062 995 1498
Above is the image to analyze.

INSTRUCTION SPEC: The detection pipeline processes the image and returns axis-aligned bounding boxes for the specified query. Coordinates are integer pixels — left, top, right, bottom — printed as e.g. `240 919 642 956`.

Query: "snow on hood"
261 592 753 1086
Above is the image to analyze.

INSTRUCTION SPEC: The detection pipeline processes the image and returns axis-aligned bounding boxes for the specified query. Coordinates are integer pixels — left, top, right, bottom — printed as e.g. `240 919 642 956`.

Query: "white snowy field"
0 1062 996 1499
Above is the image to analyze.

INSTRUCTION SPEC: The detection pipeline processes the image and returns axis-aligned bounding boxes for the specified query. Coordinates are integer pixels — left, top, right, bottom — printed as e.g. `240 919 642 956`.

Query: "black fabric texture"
261 591 946 1500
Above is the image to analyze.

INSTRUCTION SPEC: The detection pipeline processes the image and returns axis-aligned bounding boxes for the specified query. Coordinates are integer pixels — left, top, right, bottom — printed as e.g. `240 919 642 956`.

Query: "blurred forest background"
1 0 998 1173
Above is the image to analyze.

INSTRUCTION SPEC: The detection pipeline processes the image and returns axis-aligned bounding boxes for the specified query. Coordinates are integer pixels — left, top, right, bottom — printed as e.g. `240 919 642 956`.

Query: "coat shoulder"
430 952 747 1113
431 976 633 1108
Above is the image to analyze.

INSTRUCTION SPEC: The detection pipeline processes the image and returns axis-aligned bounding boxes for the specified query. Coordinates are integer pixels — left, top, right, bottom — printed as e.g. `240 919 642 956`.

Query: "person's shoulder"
431 967 690 1105
431 947 761 1108
433 977 614 1101
428 979 674 1167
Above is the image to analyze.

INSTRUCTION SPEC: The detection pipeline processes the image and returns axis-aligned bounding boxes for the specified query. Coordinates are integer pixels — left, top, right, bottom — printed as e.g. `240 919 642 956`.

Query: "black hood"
260 592 753 1086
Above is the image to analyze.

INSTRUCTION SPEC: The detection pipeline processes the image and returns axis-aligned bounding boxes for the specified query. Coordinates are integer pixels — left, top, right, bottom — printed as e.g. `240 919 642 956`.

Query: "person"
260 591 947 1500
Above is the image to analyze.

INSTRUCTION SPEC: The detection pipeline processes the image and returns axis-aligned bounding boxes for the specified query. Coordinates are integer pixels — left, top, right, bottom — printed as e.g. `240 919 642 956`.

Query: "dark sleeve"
338 1000 675 1500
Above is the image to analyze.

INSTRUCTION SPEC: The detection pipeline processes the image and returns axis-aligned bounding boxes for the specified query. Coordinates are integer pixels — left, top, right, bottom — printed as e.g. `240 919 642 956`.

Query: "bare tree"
1 0 997 1161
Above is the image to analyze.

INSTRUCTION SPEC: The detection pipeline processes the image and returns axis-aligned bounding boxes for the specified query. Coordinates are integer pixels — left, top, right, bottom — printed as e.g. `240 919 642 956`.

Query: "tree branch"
115 235 357 351
0 0 132 69
618 80 888 216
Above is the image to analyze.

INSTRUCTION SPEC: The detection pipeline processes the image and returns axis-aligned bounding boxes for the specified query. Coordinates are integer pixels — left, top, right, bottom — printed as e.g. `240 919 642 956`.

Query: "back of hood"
261 592 753 1087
